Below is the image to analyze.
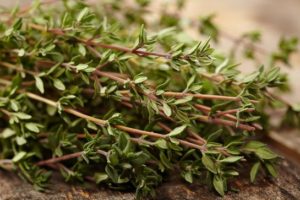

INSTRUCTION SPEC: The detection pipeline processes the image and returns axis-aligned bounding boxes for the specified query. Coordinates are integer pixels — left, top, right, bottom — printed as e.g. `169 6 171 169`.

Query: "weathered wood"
1 160 300 200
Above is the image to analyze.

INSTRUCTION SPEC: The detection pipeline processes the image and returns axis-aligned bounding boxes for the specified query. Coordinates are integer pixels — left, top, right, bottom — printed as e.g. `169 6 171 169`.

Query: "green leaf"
75 64 89 72
25 123 40 133
168 125 187 137
10 100 19 111
16 136 27 145
46 105 57 116
78 44 86 56
266 67 280 82
94 173 108 183
12 151 27 162
134 76 148 84
105 165 118 183
162 102 172 117
265 163 277 178
136 24 146 48
1 128 16 138
220 156 243 163
107 126 115 136
159 151 172 169
243 116 260 122
225 170 239 176
250 162 260 183
155 139 168 149
185 75 196 91
173 96 193 105
187 42 201 55
107 150 119 166
215 58 229 74
4 28 13 36
14 112 32 120
202 154 217 174
244 141 266 151
80 73 90 84
17 49 25 57
34 76 44 94
53 79 66 91
255 147 277 160
213 175 224 196
183 171 193 183
77 7 89 22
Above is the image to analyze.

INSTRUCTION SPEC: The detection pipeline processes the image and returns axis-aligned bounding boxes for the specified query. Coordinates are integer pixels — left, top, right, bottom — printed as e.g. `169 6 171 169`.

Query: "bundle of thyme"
0 0 293 198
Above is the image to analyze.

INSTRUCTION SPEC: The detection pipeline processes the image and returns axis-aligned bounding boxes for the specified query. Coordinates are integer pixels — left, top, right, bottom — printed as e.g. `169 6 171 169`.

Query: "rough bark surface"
0 160 299 200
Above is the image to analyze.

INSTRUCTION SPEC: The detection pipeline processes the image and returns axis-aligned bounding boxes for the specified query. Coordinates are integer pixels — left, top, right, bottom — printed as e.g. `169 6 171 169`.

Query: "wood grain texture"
1 160 300 200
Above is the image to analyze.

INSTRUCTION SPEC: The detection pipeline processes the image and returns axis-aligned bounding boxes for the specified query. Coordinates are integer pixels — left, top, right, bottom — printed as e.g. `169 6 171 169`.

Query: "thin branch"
195 115 255 131
24 92 206 151
28 23 173 59
0 61 36 76
36 152 83 166
163 91 259 103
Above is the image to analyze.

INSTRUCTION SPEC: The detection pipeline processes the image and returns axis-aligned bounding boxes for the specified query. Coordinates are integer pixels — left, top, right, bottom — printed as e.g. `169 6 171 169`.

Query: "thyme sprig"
0 0 290 198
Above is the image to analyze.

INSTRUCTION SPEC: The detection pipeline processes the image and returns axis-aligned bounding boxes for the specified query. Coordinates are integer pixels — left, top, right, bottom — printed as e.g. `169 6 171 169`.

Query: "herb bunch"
0 0 284 198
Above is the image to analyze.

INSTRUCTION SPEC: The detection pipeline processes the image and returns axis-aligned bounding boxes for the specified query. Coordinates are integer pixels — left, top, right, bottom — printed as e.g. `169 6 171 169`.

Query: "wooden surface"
1 160 300 200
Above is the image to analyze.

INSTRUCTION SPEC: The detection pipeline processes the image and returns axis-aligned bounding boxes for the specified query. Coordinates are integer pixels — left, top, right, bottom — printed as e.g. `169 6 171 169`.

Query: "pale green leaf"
16 136 27 145
1 128 16 138
53 79 66 91
12 151 27 162
34 76 44 94
220 156 243 163
25 123 40 133
94 173 108 184
134 76 148 84
213 175 224 196
162 102 172 117
168 125 187 137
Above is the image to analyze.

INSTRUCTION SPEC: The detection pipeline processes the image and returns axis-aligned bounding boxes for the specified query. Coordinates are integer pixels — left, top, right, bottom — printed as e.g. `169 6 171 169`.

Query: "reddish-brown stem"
94 70 128 84
119 89 258 103
24 92 206 151
186 137 203 146
0 61 36 76
120 95 206 145
195 115 255 131
157 122 172 132
114 125 205 151
195 104 251 122
36 152 83 166
28 23 172 59
215 108 256 117
90 41 172 59
194 104 261 130
163 91 258 103
187 130 206 144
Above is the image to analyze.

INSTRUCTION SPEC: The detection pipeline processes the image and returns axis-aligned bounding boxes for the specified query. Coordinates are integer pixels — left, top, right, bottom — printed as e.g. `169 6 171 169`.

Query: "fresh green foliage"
199 14 219 42
271 37 298 66
0 0 296 199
